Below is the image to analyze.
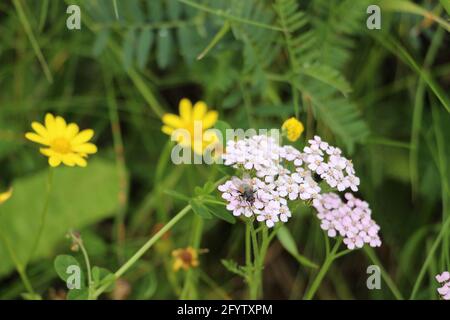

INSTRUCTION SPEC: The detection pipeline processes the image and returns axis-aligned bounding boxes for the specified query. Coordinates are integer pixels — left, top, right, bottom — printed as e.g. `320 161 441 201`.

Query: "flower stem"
304 239 341 300
249 225 270 299
0 231 36 297
93 205 191 298
70 232 93 299
27 168 53 264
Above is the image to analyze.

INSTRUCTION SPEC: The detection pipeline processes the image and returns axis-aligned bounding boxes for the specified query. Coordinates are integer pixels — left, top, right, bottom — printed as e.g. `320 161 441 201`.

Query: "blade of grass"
410 27 445 195
372 33 450 113
177 0 283 31
13 0 53 83
381 0 450 32
364 247 404 300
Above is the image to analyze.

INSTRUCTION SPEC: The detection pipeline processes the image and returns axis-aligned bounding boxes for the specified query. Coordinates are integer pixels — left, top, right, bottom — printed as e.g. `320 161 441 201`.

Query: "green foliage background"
0 0 449 299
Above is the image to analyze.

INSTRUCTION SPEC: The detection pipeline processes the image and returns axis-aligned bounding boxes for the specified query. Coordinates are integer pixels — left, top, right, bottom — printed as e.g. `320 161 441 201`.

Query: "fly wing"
231 176 243 191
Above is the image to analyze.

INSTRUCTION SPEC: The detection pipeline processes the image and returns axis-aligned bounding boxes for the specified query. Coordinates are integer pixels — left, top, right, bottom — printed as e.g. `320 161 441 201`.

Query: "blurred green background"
0 0 449 300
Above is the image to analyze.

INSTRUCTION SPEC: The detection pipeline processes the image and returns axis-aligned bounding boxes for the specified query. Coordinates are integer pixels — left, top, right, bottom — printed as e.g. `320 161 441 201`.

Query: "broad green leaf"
54 254 83 284
277 226 318 269
0 158 122 277
189 199 213 219
67 288 89 300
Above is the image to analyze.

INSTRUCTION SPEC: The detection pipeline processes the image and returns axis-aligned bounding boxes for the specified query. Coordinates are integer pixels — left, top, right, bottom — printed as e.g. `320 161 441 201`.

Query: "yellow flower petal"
161 125 174 135
45 113 56 136
48 156 62 167
55 116 67 135
25 132 49 145
72 155 87 167
179 98 192 122
61 154 76 167
162 114 184 129
202 111 218 129
0 188 12 204
40 147 55 157
193 101 207 120
71 129 94 145
31 122 49 138
65 123 79 139
72 143 98 154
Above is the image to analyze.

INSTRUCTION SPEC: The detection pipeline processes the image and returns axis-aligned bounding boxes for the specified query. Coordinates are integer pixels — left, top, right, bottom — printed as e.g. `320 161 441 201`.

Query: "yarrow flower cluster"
218 134 374 239
436 271 450 300
312 193 382 250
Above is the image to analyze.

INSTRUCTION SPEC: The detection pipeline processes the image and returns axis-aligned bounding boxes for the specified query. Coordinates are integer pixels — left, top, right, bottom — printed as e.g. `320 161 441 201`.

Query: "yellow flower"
25 113 98 168
172 247 199 272
0 188 12 204
161 98 219 155
282 117 304 142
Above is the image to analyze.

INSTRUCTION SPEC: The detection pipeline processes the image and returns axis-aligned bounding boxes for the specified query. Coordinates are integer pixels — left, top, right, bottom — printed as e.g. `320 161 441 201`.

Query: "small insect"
232 174 256 204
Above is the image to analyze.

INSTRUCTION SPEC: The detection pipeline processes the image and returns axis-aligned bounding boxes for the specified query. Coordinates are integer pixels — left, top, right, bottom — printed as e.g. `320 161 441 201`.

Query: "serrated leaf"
221 259 247 278
300 64 352 96
92 266 115 292
164 189 190 202
190 199 212 219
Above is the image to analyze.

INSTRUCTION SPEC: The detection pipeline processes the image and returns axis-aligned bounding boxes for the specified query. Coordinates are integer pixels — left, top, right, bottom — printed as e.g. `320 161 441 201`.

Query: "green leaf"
299 63 352 96
123 29 136 70
67 288 89 300
92 266 115 292
92 29 110 57
221 259 247 278
214 120 232 144
164 189 190 202
54 255 87 299
0 158 123 277
277 226 318 269
137 29 154 70
207 205 236 224
54 255 83 284
189 199 213 219
156 28 173 69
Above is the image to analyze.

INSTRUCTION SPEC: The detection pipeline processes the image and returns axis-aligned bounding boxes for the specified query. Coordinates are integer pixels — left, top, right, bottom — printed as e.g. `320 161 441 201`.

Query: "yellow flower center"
51 137 71 154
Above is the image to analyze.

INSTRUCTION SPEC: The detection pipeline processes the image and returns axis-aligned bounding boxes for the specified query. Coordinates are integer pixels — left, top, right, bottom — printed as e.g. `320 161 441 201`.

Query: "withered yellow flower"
25 113 97 167
172 246 199 271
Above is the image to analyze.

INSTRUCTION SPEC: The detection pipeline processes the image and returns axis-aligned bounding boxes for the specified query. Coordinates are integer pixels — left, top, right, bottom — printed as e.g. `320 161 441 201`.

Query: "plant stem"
410 214 450 299
0 231 36 297
249 225 270 299
27 168 53 264
93 205 192 298
304 239 341 300
70 232 93 299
